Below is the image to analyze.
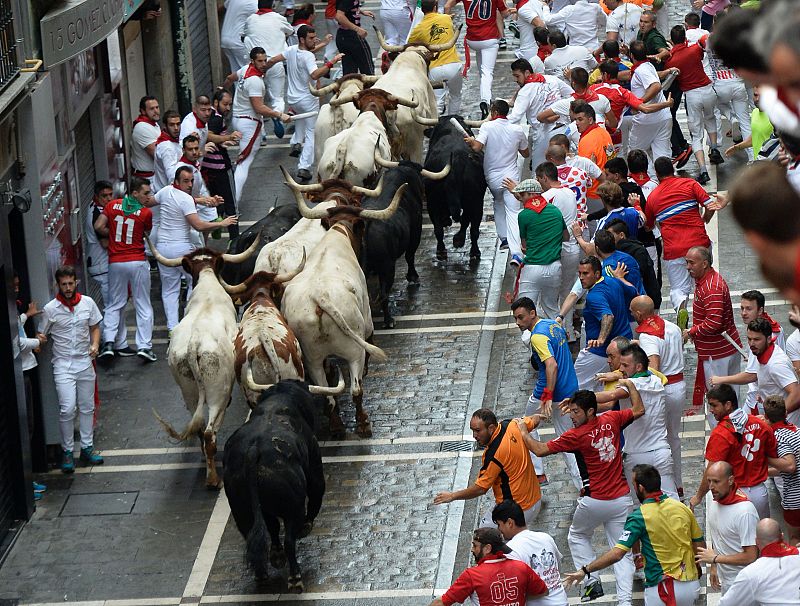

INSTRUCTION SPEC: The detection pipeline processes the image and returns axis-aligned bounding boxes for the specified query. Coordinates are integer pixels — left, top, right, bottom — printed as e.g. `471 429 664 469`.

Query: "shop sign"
41 0 126 67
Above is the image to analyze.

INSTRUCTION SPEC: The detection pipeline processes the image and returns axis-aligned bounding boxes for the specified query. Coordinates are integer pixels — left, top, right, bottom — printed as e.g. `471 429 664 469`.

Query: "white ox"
280 168 405 438
149 238 260 489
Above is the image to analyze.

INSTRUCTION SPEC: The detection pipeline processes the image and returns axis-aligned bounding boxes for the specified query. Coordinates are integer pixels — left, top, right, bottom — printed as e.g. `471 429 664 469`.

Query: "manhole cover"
441 441 474 452
60 492 139 516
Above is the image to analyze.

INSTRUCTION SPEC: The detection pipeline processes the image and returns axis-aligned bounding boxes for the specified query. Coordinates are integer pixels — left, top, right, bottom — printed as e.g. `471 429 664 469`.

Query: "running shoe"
61 450 75 474
709 148 724 164
480 101 489 120
508 21 520 38
114 346 137 357
499 238 509 250
137 348 157 363
80 446 104 466
537 474 549 486
498 37 507 49
289 143 302 157
98 342 115 360
672 145 693 169
33 481 47 493
297 168 313 181
510 254 523 267
677 307 689 330
697 171 711 185
580 579 604 603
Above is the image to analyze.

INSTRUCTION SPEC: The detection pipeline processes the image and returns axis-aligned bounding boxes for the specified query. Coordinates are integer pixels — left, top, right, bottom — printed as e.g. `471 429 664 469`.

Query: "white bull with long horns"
279 168 405 438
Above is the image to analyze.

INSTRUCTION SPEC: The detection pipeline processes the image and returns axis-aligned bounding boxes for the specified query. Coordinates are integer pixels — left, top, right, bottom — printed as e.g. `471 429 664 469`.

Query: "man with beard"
562 464 704 606
428 527 548 606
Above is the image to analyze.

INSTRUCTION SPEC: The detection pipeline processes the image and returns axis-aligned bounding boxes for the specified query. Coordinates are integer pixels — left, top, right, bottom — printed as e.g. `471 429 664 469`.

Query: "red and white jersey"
591 81 644 120
103 200 153 263
459 0 503 41
705 414 778 487
556 163 591 216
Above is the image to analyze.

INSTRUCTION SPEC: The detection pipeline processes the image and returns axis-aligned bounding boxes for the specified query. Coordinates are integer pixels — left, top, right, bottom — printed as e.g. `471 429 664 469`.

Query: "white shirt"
547 94 611 126
543 45 597 82
516 1 547 61
40 295 103 375
285 45 319 106
542 186 578 255
506 530 568 606
719 553 800 606
475 119 529 183
509 78 571 128
179 112 208 149
232 65 267 119
638 319 685 377
176 160 217 222
131 120 161 172
17 313 40 372
630 62 670 125
785 330 800 363
566 155 602 179
707 498 758 593
617 373 670 454
631 175 657 200
686 26 712 78
744 345 798 419
155 186 199 247
153 139 182 193
606 3 642 47
545 0 606 50
243 11 293 56
84 202 108 277
220 0 258 50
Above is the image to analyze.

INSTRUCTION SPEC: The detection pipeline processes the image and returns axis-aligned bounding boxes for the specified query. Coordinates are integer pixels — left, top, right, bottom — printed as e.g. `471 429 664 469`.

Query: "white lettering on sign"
41 0 125 67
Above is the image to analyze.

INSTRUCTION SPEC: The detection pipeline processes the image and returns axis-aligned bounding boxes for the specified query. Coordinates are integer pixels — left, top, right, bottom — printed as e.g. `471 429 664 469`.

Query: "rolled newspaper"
449 116 470 137
288 111 319 122
722 330 749 360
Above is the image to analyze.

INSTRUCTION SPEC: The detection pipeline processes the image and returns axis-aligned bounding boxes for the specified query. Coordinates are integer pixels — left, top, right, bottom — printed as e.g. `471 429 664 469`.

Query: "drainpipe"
169 0 192 116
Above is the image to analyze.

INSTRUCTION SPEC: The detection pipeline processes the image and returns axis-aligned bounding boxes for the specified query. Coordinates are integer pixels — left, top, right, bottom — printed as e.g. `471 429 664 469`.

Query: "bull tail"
153 349 208 441
244 446 270 578
315 296 388 362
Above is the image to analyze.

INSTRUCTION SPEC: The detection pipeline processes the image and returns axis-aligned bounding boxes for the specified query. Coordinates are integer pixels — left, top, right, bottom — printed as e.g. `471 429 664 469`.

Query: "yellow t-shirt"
407 13 461 69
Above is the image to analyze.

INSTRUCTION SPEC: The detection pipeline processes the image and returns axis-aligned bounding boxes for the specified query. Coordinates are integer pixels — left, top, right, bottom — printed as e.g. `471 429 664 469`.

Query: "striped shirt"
688 268 742 360
644 176 712 260
774 421 800 511
200 109 231 172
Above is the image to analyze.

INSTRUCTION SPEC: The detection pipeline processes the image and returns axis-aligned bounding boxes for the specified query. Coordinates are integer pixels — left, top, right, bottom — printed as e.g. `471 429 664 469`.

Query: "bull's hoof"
407 273 420 285
206 478 223 490
436 249 447 261
270 549 287 569
384 317 395 329
301 520 314 538
287 576 304 593
356 424 373 438
453 233 466 248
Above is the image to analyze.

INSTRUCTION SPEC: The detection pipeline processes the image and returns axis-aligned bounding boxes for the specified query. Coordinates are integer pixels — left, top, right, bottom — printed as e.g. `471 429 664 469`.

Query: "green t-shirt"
518 204 566 266
637 29 668 69
751 107 774 158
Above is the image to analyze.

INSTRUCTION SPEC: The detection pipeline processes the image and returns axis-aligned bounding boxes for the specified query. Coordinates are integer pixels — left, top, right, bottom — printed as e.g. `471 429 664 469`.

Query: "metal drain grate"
440 441 474 452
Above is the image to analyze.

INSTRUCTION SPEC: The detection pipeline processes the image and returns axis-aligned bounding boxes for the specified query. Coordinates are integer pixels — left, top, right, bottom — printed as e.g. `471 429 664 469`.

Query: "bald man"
694 461 758 595
719 518 800 605
630 295 687 495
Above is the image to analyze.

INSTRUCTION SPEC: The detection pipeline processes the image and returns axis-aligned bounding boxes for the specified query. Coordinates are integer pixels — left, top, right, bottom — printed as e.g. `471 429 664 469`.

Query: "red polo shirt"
442 553 548 606
706 414 778 487
665 41 711 92
644 175 712 260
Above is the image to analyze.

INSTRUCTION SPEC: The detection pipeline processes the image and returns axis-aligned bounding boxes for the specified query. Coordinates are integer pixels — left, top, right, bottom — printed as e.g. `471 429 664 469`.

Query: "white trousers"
288 98 319 171
530 123 556 174
103 260 153 350
703 353 742 428
430 62 464 115
664 380 686 488
559 247 581 341
741 482 770 519
233 116 262 200
488 179 522 257
518 261 562 319
54 366 96 452
623 448 678 500
324 20 339 61
157 241 195 331
223 46 248 72
664 257 693 311
643 579 700 606
266 62 286 114
569 495 635 605
90 271 127 345
527 396 582 489
685 84 719 150
479 499 541 528
467 38 499 104
381 7 412 45
629 119 672 179
714 79 753 160
575 350 609 391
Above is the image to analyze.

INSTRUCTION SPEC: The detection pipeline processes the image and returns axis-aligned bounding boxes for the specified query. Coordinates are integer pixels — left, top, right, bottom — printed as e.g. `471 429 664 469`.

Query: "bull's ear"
423 128 433 138
270 283 283 306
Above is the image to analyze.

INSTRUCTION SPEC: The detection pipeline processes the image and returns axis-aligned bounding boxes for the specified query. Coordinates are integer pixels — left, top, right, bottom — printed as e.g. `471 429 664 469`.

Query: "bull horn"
310 80 339 97
421 163 451 180
282 166 330 219
329 90 359 107
274 249 306 284
373 26 404 53
430 80 445 90
358 74 381 85
146 236 183 267
462 117 488 128
308 367 346 395
221 230 261 264
411 108 439 126
374 148 399 169
361 183 406 220
245 367 274 393
425 24 462 52
387 92 418 108
352 175 384 198
219 276 249 295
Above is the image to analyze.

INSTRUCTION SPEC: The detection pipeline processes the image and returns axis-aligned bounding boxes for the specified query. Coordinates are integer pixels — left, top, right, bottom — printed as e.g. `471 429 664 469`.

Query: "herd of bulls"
150 32 497 593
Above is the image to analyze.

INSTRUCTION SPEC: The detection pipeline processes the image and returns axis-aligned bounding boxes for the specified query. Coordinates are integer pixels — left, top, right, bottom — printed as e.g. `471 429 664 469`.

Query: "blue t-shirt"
584 276 636 357
597 207 642 239
602 250 645 297
528 319 579 401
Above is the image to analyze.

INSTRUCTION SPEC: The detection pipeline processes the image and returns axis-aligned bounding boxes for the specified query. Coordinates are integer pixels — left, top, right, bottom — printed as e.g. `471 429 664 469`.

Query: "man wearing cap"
503 177 568 320
428 527 549 606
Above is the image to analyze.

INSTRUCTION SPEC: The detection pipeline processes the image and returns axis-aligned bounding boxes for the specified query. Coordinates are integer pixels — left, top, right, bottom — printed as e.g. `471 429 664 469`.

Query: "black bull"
423 116 487 261
223 380 325 593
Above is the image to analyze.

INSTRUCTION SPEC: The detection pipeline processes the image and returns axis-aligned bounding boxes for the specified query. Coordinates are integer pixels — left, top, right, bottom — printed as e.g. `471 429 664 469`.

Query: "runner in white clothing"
179 95 212 150
221 0 258 71
544 0 605 51
514 0 546 62
543 30 597 83
603 0 642 48
380 0 414 45
492 500 569 606
131 96 161 179
786 306 800 373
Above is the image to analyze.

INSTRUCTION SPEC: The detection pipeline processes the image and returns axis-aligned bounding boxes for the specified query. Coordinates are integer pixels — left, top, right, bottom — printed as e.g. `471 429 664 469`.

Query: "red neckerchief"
56 291 82 312
630 171 650 186
716 483 749 505
641 490 665 504
573 89 600 102
193 111 206 128
630 60 647 73
761 540 800 558
293 18 311 26
636 315 666 338
156 130 178 145
580 123 600 140
516 0 529 8
757 339 777 364
761 311 782 336
133 114 158 127
243 62 263 79
477 552 508 565
537 45 552 61
772 420 798 433
523 194 548 213
525 73 546 84
179 155 198 168
490 115 507 121
256 8 273 14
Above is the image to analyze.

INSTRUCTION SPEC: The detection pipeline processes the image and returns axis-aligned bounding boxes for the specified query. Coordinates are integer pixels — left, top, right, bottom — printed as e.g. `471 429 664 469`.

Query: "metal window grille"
0 0 18 93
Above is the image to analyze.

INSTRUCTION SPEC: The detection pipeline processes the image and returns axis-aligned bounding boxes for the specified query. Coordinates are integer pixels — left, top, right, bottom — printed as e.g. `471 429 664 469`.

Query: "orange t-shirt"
475 418 541 510
578 124 614 198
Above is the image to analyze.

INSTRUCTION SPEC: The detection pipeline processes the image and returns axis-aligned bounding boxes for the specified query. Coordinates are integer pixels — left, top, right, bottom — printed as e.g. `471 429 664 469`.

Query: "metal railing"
0 0 18 93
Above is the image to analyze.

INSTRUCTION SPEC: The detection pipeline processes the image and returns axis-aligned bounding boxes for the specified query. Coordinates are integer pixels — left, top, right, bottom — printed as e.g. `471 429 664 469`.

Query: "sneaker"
33 481 47 493
677 307 689 331
672 145 693 169
480 101 489 120
580 578 604 602
137 348 157 363
508 20 520 37
289 143 302 157
273 118 285 139
537 474 549 486
98 342 115 360
34 491 43 501
708 148 725 164
114 346 137 357
510 254 523 268
633 568 646 581
61 450 75 474
499 238 509 251
80 446 104 466
697 171 711 185
498 37 507 49
297 168 313 182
